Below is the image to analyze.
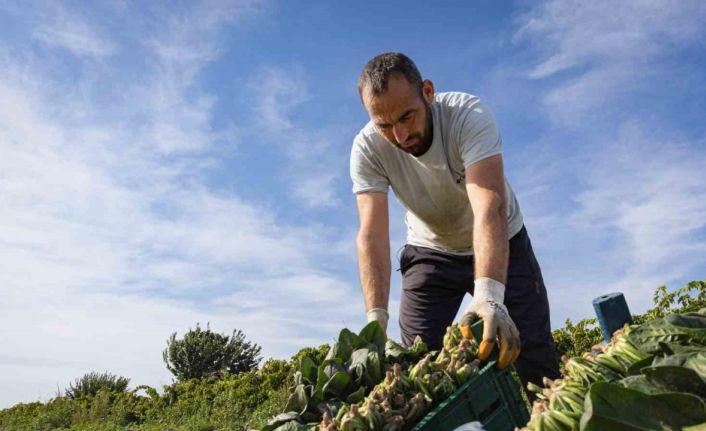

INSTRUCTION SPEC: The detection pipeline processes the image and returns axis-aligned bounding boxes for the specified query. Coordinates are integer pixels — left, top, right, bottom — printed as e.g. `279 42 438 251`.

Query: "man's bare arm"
355 192 391 312
465 154 508 283
460 154 520 367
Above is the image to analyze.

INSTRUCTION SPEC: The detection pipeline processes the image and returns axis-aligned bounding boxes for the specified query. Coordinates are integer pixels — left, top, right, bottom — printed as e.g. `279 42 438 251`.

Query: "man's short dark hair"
358 52 423 98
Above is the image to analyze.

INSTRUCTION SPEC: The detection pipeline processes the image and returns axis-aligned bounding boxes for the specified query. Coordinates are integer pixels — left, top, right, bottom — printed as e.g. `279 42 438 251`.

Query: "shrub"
552 279 706 358
65 371 130 399
163 323 262 382
32 396 78 430
246 384 291 429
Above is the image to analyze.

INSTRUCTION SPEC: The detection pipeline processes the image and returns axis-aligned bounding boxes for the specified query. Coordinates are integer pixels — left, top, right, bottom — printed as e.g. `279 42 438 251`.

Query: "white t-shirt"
350 92 524 255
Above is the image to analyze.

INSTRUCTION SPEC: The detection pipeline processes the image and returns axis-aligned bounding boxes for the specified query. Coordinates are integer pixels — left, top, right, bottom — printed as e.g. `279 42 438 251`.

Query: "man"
350 52 560 391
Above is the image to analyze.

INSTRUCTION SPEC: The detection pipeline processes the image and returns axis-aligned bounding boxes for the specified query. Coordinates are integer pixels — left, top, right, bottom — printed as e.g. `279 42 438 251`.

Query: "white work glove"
366 308 389 333
452 422 486 431
459 277 521 369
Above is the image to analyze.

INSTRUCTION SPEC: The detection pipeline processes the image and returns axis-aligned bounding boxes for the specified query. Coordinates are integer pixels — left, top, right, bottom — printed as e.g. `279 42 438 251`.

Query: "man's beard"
395 103 433 157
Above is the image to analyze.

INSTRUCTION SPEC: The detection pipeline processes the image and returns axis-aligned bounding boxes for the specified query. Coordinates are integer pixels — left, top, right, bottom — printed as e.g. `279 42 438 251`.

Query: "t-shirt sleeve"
350 135 389 194
457 100 503 169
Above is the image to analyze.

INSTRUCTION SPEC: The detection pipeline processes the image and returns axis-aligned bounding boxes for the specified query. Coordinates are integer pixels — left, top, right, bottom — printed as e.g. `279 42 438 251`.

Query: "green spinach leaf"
580 382 706 430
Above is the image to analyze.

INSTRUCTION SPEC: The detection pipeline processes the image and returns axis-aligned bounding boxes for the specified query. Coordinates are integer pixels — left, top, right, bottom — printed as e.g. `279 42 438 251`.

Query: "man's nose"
393 123 408 144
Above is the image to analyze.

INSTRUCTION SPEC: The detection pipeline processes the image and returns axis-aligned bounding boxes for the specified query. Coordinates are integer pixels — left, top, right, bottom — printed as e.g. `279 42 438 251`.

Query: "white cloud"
570 123 706 299
252 66 347 209
509 0 706 325
31 4 117 58
514 0 706 124
0 1 362 409
254 67 310 133
139 2 263 155
295 171 339 208
520 125 706 319
517 0 705 79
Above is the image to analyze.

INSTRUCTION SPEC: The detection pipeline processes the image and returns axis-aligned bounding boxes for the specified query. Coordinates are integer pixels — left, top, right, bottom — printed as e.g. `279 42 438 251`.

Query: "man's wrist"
474 277 505 303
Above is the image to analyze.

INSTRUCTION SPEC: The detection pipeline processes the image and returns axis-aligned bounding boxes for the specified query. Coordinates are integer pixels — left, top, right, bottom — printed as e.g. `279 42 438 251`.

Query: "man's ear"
422 79 435 105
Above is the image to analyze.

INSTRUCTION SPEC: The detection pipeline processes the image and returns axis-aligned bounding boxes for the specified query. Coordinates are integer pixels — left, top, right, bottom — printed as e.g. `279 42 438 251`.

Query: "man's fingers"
460 325 474 341
497 324 516 368
501 345 521 368
459 310 478 327
510 323 521 365
478 339 495 360
481 317 497 345
505 328 522 368
496 318 523 368
477 318 498 360
497 338 513 369
459 311 480 340
511 342 521 364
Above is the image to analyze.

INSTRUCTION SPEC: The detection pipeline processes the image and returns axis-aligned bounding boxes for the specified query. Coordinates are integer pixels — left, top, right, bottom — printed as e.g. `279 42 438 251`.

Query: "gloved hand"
366 308 389 333
459 277 520 369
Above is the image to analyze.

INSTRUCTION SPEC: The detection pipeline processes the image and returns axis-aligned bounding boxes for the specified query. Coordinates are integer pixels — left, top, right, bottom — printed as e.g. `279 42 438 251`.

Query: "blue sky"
1 0 705 408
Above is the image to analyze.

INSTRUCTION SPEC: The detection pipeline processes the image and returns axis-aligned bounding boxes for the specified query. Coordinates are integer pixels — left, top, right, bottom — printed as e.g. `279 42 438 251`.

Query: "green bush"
65 371 130 400
32 396 79 430
163 323 262 381
552 316 603 359
0 402 43 430
247 384 291 429
552 280 706 358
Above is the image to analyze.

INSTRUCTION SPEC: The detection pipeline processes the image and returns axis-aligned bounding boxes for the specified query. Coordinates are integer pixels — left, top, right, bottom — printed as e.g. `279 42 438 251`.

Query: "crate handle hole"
478 398 501 421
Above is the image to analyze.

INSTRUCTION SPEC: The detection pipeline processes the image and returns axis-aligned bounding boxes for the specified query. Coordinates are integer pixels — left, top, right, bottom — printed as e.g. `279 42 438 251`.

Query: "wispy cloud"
140 2 262 155
514 0 706 125
31 4 117 59
254 67 310 133
0 1 362 408
571 123 706 296
251 66 347 208
509 0 706 321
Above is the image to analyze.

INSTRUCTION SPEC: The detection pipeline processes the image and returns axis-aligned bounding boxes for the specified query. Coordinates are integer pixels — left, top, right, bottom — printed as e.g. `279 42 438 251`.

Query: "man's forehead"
363 74 416 101
363 76 419 120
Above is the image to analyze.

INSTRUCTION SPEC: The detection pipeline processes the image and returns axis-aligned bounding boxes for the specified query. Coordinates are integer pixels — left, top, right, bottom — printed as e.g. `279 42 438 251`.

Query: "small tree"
163 323 262 381
65 371 130 399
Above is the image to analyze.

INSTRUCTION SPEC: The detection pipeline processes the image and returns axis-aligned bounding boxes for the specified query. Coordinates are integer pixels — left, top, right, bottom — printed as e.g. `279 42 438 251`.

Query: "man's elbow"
356 229 375 249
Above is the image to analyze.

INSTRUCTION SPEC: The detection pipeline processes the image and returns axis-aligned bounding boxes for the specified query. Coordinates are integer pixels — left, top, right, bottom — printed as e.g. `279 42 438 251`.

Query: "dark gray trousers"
398 226 561 394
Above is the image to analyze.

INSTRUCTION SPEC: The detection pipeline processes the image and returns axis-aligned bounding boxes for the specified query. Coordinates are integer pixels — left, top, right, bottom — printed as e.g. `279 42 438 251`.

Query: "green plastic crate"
410 321 530 431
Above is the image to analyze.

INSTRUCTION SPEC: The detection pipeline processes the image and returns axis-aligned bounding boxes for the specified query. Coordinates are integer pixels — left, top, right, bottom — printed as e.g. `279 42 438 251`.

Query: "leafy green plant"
638 280 706 322
2 280 705 431
163 323 262 381
65 371 130 399
581 382 706 431
523 292 706 431
261 322 482 431
273 321 395 425
32 396 80 430
552 280 706 359
552 316 603 359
